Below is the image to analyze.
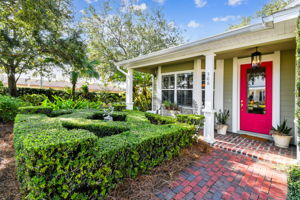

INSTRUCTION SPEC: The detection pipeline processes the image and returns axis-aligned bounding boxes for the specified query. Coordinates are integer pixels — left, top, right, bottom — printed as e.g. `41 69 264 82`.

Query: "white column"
215 59 224 112
273 51 280 128
193 58 202 114
232 57 238 133
156 66 162 112
203 53 216 144
126 68 134 110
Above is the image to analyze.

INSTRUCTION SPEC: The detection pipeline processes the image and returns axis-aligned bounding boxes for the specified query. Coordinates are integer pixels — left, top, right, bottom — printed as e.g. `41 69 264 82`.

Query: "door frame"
232 51 280 134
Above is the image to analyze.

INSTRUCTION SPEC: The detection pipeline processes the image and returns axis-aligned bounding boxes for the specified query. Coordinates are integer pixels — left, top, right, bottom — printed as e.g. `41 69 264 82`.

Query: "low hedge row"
88 111 127 121
62 120 130 137
176 114 205 126
145 112 176 124
288 166 300 200
18 106 53 115
112 104 126 111
14 111 195 199
48 109 73 117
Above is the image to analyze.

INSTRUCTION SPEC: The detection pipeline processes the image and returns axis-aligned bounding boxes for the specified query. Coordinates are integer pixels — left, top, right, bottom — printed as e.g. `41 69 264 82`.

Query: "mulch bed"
0 123 21 200
107 139 211 200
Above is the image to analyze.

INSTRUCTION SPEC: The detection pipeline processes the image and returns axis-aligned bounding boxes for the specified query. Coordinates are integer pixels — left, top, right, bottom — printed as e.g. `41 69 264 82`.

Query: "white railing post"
193 58 202 114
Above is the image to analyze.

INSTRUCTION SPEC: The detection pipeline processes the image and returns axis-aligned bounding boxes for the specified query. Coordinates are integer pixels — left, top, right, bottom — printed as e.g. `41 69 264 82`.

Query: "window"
161 72 193 107
201 71 215 107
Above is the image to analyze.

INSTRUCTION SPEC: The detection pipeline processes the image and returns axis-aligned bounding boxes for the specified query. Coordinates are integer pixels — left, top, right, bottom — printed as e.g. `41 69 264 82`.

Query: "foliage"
145 112 176 125
14 110 195 199
97 92 125 104
0 0 72 96
0 95 25 122
133 84 152 111
18 106 53 115
112 103 127 111
0 80 5 94
271 119 292 136
62 120 129 138
176 114 205 127
228 17 251 30
288 165 300 200
295 16 300 156
88 111 127 121
20 94 48 106
215 109 230 125
41 95 103 110
163 101 179 110
47 109 73 117
81 84 89 97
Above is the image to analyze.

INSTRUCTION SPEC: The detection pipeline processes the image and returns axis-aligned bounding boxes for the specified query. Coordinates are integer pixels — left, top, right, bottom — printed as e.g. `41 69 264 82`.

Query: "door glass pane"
247 67 266 114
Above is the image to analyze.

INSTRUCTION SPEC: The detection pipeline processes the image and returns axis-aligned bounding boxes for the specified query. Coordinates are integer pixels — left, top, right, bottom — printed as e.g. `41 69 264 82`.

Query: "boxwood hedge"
88 111 127 121
145 112 176 124
288 165 300 200
14 110 195 199
18 106 53 115
176 114 205 126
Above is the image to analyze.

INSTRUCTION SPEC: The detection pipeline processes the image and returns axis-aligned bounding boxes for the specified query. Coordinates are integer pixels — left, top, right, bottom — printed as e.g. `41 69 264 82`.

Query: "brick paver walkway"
213 133 297 165
155 150 288 200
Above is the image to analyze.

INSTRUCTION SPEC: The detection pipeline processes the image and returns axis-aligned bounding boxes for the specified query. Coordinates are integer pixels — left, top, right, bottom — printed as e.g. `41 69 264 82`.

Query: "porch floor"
212 133 297 165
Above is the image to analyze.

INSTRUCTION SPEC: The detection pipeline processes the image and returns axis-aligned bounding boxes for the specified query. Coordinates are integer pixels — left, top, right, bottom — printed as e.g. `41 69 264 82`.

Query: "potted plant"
215 109 230 135
270 120 292 148
162 101 179 117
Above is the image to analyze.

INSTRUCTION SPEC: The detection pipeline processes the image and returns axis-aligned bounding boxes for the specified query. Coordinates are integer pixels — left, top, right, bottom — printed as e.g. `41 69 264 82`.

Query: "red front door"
240 61 272 135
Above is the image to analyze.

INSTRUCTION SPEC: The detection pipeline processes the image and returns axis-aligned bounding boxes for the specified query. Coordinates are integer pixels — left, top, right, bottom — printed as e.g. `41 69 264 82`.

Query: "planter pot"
272 134 293 148
216 124 228 135
162 109 179 117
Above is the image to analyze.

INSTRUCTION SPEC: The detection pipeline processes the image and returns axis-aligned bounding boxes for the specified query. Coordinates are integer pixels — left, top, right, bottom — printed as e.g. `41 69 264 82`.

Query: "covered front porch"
117 6 300 163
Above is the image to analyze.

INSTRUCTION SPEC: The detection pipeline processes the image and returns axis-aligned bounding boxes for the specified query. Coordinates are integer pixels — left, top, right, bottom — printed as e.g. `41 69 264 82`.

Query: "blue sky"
73 0 271 42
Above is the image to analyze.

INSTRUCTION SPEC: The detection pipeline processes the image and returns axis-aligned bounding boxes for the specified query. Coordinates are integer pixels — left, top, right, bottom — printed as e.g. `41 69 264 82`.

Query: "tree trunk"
72 83 76 101
7 67 17 97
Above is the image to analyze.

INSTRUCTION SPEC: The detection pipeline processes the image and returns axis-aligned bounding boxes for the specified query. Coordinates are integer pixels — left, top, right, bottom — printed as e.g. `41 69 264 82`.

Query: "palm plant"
271 120 292 136
215 109 230 125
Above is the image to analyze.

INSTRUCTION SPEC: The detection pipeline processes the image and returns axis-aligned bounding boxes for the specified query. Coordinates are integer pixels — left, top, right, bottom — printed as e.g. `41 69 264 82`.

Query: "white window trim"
161 70 194 108
232 52 280 134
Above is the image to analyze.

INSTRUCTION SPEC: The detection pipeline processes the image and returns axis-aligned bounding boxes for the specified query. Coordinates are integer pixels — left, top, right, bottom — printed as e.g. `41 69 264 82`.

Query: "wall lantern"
251 47 262 68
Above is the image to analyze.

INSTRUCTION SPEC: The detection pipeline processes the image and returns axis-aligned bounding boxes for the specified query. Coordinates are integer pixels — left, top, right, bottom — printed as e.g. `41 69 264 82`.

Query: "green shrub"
145 112 176 124
88 111 127 121
47 109 73 117
288 165 300 200
112 103 126 111
176 114 205 126
42 95 103 110
14 110 195 199
18 106 53 115
0 95 25 122
20 94 48 106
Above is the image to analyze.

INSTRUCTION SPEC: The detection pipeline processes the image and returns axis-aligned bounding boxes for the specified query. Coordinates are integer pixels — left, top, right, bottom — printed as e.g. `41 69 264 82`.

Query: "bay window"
162 72 193 107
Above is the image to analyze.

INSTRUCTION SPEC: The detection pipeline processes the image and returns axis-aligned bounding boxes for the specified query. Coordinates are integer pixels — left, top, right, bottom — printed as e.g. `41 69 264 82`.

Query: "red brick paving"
213 133 297 165
155 150 288 200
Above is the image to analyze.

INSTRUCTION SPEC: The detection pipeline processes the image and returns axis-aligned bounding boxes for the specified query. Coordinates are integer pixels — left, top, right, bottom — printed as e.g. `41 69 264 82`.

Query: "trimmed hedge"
18 106 53 115
112 103 126 111
48 109 73 117
176 114 205 126
0 95 25 122
62 120 129 137
14 110 195 199
88 111 127 121
288 166 300 200
145 112 176 124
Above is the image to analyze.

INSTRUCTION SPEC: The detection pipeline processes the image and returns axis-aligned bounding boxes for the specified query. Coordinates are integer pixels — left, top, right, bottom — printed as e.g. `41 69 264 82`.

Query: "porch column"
126 68 134 110
203 53 216 144
156 66 162 112
215 59 224 112
193 58 202 114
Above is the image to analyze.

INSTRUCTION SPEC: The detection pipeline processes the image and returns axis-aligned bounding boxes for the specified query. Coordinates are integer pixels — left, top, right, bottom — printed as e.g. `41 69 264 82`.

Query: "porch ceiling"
134 38 296 74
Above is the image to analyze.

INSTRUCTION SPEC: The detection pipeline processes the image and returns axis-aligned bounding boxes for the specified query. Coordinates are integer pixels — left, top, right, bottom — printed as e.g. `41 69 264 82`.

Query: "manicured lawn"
13 109 196 199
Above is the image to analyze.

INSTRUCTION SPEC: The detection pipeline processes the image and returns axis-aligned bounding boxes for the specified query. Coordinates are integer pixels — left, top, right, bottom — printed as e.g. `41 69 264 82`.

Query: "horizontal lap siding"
280 49 296 143
223 59 233 131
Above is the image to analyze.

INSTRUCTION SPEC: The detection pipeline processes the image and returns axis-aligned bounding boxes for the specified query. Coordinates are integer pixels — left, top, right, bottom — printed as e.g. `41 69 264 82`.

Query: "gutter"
116 5 300 67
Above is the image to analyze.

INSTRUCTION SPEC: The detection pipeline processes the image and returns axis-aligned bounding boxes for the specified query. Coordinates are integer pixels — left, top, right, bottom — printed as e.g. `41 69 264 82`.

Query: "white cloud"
187 20 201 28
79 9 86 15
153 0 166 4
212 15 241 22
228 0 244 6
84 0 98 4
132 3 147 11
194 0 207 8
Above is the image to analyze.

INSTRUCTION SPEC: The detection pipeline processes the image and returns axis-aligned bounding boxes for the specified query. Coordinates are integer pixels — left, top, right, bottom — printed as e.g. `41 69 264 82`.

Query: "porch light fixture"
251 47 262 68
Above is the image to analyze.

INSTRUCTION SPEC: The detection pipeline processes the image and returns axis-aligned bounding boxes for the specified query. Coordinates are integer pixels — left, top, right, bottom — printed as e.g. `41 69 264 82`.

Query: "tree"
0 0 72 96
228 0 292 30
81 0 183 110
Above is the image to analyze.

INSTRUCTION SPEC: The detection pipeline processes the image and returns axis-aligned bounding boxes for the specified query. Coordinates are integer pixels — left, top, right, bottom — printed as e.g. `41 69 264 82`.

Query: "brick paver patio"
213 133 297 165
155 150 288 200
